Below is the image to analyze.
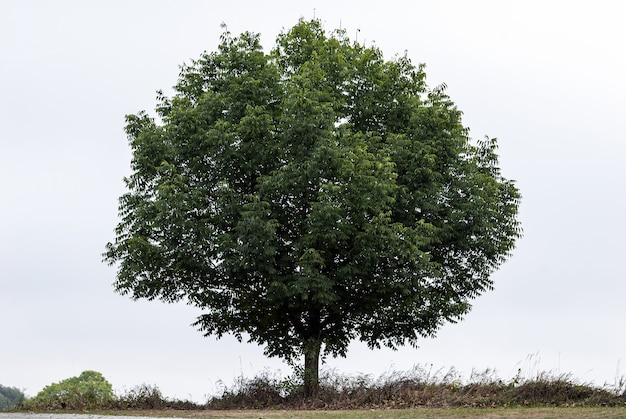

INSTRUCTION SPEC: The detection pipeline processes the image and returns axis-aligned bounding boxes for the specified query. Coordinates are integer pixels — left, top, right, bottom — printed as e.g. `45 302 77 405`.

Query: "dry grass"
17 365 626 416
203 367 625 410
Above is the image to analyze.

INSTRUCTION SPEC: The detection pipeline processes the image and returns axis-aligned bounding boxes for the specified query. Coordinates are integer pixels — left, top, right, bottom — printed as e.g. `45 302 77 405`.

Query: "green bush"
0 384 25 410
24 370 114 410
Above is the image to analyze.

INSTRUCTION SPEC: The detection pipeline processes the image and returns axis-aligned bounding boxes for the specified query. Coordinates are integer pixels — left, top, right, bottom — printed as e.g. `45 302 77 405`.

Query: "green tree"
0 385 25 410
25 370 114 410
105 19 521 397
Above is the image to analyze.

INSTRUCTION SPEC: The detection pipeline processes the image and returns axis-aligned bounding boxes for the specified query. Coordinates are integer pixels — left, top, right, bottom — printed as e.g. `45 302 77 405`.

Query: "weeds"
206 365 626 409
17 366 626 411
112 384 198 410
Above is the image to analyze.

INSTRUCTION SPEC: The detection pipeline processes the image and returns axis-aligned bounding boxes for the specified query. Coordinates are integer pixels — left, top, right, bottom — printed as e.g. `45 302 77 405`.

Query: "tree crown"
105 19 521 366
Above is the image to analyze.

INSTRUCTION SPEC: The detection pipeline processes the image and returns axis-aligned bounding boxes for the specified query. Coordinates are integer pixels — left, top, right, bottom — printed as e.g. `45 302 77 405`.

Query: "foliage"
105 19 522 396
24 370 114 410
207 367 626 410
0 384 25 410
115 383 166 409
113 383 198 410
15 368 626 412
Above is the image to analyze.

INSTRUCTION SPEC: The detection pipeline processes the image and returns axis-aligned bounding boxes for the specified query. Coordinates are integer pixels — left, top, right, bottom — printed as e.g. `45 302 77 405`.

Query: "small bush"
209 371 287 409
114 383 199 410
23 370 114 410
116 384 166 409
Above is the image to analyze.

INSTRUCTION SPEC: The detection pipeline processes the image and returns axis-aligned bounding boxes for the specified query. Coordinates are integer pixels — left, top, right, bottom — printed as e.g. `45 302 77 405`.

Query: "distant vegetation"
0 384 25 410
12 366 626 411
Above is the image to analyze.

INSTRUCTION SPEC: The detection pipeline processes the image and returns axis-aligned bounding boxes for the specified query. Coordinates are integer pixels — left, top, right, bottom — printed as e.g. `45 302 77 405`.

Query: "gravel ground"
0 415 154 419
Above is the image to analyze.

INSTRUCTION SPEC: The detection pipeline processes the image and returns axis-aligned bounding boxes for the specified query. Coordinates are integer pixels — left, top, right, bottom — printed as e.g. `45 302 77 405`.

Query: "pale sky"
1 1 625 403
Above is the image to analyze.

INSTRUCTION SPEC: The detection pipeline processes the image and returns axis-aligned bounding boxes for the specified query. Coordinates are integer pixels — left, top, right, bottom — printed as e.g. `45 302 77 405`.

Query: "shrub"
210 371 287 409
116 383 167 409
113 384 199 410
24 370 114 410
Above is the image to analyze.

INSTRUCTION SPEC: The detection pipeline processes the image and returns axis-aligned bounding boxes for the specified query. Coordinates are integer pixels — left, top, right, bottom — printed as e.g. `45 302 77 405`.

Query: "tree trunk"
303 339 322 398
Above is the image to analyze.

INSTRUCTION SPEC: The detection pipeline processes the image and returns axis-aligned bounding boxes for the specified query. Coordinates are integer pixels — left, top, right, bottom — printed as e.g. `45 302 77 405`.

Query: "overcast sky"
1 0 625 403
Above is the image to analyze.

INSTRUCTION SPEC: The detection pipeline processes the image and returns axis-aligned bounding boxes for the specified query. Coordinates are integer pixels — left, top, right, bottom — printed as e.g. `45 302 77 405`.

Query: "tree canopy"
0 384 24 410
105 19 521 396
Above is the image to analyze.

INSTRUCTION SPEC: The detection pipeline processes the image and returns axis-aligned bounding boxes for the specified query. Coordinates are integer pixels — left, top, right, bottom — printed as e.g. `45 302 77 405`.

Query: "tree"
25 370 114 410
0 384 25 410
105 19 521 397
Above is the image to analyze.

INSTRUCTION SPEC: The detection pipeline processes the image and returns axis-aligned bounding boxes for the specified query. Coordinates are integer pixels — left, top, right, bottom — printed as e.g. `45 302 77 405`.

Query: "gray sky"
1 0 625 403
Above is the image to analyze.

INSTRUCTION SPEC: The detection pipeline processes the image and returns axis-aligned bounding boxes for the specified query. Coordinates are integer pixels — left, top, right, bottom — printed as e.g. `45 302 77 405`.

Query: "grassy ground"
93 407 626 418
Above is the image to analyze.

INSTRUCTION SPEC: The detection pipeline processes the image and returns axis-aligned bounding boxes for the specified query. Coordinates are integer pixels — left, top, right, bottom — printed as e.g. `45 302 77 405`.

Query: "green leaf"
105 18 522 397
